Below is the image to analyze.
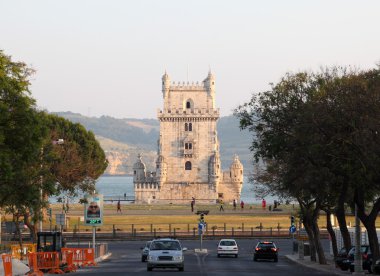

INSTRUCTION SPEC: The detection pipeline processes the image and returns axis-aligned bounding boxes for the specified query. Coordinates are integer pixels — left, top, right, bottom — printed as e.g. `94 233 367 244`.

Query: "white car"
147 238 187 271
217 239 238 258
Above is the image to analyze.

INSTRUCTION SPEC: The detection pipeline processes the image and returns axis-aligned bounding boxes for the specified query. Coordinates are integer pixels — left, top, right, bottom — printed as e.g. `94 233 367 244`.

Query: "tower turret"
155 155 167 185
203 70 215 108
229 155 243 183
133 154 146 182
162 71 170 98
209 151 221 185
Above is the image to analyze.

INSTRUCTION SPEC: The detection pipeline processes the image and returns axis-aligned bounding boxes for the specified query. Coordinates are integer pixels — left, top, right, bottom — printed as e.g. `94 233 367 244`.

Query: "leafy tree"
235 66 380 264
0 51 108 241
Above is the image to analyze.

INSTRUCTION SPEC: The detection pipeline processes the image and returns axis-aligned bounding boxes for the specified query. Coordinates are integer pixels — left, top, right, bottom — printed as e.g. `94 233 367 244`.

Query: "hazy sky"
1 0 379 119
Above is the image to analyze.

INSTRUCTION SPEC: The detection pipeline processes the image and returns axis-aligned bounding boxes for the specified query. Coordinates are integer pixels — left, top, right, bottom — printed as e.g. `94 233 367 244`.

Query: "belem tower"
133 71 243 204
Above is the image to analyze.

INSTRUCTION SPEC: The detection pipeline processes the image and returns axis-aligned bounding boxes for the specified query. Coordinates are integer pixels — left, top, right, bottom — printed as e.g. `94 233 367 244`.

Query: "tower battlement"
157 108 219 118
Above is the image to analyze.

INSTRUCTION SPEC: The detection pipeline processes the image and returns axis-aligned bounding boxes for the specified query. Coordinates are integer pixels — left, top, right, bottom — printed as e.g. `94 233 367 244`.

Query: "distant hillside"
55 112 253 175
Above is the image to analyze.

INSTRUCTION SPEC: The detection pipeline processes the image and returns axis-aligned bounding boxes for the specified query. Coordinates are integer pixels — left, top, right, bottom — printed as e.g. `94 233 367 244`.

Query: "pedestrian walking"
262 198 266 210
240 200 245 210
117 200 122 213
191 200 194 212
219 199 224 212
233 199 237 210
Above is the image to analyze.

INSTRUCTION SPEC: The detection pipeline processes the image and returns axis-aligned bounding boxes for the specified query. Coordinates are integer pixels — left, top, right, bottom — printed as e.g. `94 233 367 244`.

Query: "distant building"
133 71 243 204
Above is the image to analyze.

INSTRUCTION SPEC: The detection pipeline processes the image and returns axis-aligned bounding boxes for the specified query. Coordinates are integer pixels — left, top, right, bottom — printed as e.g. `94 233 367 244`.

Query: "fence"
331 227 380 255
66 223 328 240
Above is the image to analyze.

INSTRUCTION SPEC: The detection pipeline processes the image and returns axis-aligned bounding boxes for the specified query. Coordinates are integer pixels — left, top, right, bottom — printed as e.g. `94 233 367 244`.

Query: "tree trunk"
24 213 37 243
326 210 338 259
14 215 24 260
335 191 351 251
311 215 327 264
356 193 380 264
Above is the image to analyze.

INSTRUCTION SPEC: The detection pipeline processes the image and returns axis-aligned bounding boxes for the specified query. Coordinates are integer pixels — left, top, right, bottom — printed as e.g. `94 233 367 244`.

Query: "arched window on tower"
189 143 192 149
186 101 191 109
185 161 192 170
185 143 189 150
189 123 192 131
185 123 188 131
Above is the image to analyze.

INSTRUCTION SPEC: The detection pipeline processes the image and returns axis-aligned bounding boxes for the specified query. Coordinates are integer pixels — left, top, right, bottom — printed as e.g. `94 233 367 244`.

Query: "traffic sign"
198 223 206 235
289 225 296 234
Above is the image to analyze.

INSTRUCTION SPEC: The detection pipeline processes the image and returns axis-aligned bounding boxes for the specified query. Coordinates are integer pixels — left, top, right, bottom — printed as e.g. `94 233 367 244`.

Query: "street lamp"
39 139 64 232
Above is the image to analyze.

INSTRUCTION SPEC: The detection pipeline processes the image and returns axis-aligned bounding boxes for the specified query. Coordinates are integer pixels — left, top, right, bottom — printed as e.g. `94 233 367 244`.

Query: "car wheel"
235 254 238 258
349 266 354 272
147 267 152 271
141 257 145 262
217 254 220 258
274 257 278 262
179 267 184 271
254 256 257 262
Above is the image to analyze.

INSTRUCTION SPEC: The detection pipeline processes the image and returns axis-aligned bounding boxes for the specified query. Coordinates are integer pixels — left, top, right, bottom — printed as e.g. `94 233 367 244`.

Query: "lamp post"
39 139 64 232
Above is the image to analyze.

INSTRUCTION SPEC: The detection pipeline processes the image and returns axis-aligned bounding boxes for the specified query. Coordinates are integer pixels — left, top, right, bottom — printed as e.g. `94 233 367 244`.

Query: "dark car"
253 241 279 262
346 245 373 273
335 247 351 271
374 259 380 274
140 241 152 262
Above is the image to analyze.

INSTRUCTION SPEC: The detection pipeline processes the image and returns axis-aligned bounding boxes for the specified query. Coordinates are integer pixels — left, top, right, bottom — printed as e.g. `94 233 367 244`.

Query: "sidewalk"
285 254 352 275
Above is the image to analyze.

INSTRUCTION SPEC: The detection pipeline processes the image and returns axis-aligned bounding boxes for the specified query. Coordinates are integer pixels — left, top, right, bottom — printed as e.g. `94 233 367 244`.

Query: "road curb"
284 254 347 275
95 252 112 263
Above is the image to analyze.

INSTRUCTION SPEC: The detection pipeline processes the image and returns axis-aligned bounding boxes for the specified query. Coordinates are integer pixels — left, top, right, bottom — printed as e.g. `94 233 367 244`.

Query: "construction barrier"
26 253 43 276
68 248 96 267
34 252 64 274
61 249 76 272
1 254 12 276
11 243 37 259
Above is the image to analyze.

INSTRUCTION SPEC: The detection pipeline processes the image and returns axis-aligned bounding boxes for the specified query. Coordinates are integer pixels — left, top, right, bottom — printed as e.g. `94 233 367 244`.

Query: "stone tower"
133 71 243 204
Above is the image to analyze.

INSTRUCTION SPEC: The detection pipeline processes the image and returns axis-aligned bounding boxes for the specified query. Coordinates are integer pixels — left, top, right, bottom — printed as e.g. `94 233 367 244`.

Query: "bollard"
270 227 273 236
224 223 226 233
187 224 190 233
112 224 116 238
242 223 244 233
132 224 134 235
169 224 171 235
151 224 153 234
232 227 234 237
278 223 280 234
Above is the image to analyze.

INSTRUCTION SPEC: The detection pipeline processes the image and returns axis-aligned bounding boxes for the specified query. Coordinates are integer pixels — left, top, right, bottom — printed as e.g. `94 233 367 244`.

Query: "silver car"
147 238 187 271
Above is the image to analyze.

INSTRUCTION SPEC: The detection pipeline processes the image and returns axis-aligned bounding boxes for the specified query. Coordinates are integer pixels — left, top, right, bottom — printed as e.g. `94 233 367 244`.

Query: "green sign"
84 194 103 226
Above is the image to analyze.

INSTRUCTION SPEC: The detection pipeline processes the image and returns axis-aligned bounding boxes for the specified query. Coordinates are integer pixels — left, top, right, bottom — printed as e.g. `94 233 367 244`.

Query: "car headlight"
376 259 380 265
173 256 183 261
148 255 156 261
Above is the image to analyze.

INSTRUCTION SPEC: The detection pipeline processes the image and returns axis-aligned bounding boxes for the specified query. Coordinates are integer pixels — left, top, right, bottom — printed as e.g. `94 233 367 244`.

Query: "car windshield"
145 241 151 248
220 240 236 246
349 246 369 255
258 243 275 249
150 241 181 251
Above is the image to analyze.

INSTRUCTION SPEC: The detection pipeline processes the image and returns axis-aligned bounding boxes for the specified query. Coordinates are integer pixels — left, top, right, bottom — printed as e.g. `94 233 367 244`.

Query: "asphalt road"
73 239 332 276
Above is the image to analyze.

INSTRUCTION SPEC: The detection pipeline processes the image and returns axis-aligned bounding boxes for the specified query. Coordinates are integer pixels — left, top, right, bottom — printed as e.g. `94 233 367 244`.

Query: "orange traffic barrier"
33 252 64 274
83 248 96 266
26 253 43 276
67 248 96 267
11 243 37 260
61 249 76 273
2 254 12 276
